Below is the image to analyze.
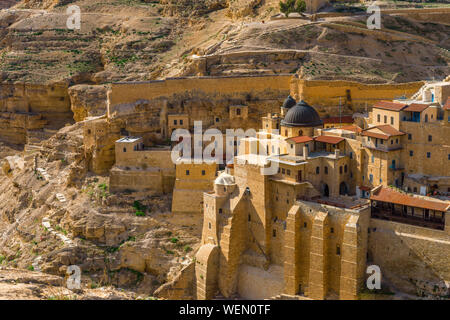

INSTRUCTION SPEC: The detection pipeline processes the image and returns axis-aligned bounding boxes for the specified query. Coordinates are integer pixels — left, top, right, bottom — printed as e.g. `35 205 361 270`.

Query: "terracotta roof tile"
341 125 363 133
362 125 405 140
286 136 313 144
322 116 354 124
314 135 345 144
444 97 450 110
373 101 408 111
376 125 406 136
403 103 429 113
370 187 450 212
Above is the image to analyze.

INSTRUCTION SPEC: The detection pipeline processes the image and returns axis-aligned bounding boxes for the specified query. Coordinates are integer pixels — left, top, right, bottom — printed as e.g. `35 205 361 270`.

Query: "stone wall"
368 218 450 298
291 78 424 114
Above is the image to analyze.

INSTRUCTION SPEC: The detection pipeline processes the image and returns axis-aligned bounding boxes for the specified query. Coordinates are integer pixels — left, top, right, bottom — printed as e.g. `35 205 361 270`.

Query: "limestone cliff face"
0 82 73 145
68 85 108 122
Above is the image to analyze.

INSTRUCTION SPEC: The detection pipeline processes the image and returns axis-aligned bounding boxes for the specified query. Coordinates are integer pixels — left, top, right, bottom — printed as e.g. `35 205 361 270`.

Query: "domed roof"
282 95 296 109
214 172 235 186
281 100 322 127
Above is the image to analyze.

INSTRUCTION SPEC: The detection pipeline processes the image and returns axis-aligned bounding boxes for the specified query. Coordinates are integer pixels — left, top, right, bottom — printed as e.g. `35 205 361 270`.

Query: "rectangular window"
384 115 387 123
287 169 291 176
427 152 431 158
410 151 413 157
216 118 220 123
174 120 177 125
236 108 241 116
390 117 394 125
202 170 205 176
377 114 380 122
324 167 328 175
349 152 353 159
428 135 432 142
371 155 374 163
186 170 190 175
408 134 412 140
282 168 285 174
369 174 373 182
273 229 276 237
180 119 183 125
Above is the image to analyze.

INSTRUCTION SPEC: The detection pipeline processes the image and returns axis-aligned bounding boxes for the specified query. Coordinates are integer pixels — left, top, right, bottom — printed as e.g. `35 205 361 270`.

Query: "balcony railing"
362 141 402 152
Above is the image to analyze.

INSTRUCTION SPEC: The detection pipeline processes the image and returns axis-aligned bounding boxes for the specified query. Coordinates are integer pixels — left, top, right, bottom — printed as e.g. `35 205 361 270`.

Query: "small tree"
279 0 307 17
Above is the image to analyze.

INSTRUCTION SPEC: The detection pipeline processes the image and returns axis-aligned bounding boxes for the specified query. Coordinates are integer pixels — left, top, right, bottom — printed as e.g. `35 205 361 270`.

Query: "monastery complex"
86 75 450 300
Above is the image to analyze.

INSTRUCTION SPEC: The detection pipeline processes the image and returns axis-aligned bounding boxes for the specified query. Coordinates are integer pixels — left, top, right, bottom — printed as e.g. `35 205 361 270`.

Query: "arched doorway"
322 184 330 197
339 182 349 195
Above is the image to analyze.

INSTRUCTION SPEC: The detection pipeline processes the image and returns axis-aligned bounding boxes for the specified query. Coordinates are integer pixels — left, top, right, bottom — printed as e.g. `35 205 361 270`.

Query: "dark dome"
281 100 322 127
282 95 296 109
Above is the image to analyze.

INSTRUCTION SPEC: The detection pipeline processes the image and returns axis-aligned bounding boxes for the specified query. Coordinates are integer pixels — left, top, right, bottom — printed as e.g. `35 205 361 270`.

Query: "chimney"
303 145 309 159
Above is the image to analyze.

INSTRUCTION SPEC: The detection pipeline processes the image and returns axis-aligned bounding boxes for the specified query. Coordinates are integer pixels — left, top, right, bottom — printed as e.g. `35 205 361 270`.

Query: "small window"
428 135 432 142
174 120 177 125
410 151 413 157
390 117 394 125
369 174 373 182
273 229 276 237
282 168 285 174
219 208 222 214
427 152 431 158
408 134 412 140
391 140 393 145
336 245 341 256
344 165 348 173
316 167 320 174
448 154 450 160
349 152 353 159
287 169 291 176
248 214 251 222
304 222 307 228
380 140 384 145
236 108 241 116
202 170 205 176
396 138 398 144
291 144 293 149
186 170 190 175
180 119 183 125
208 222 211 229
413 187 417 193
371 155 374 163
339 166 343 174
384 115 387 123
123 147 127 153
324 166 328 175
330 227 334 234
377 114 380 122
216 118 220 123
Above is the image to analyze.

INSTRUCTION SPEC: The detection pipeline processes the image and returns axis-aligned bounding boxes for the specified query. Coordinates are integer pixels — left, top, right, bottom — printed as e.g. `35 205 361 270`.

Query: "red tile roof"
403 103 429 113
362 125 405 140
376 125 406 136
370 187 450 212
341 125 363 133
373 101 408 111
322 116 354 124
286 136 313 144
314 135 345 144
444 97 450 111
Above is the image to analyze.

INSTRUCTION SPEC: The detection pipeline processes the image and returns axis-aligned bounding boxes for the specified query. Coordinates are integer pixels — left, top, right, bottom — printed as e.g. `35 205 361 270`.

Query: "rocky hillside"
0 0 448 84
0 0 449 299
0 122 201 298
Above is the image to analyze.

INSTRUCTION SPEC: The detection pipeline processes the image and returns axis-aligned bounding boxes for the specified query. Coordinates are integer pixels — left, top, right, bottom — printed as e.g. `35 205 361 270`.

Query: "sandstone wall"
292 79 424 114
368 218 450 297
0 82 73 144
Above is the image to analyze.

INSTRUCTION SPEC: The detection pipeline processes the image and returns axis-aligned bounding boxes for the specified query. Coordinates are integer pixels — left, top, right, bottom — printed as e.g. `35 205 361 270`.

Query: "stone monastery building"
109 80 450 300
194 88 450 300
